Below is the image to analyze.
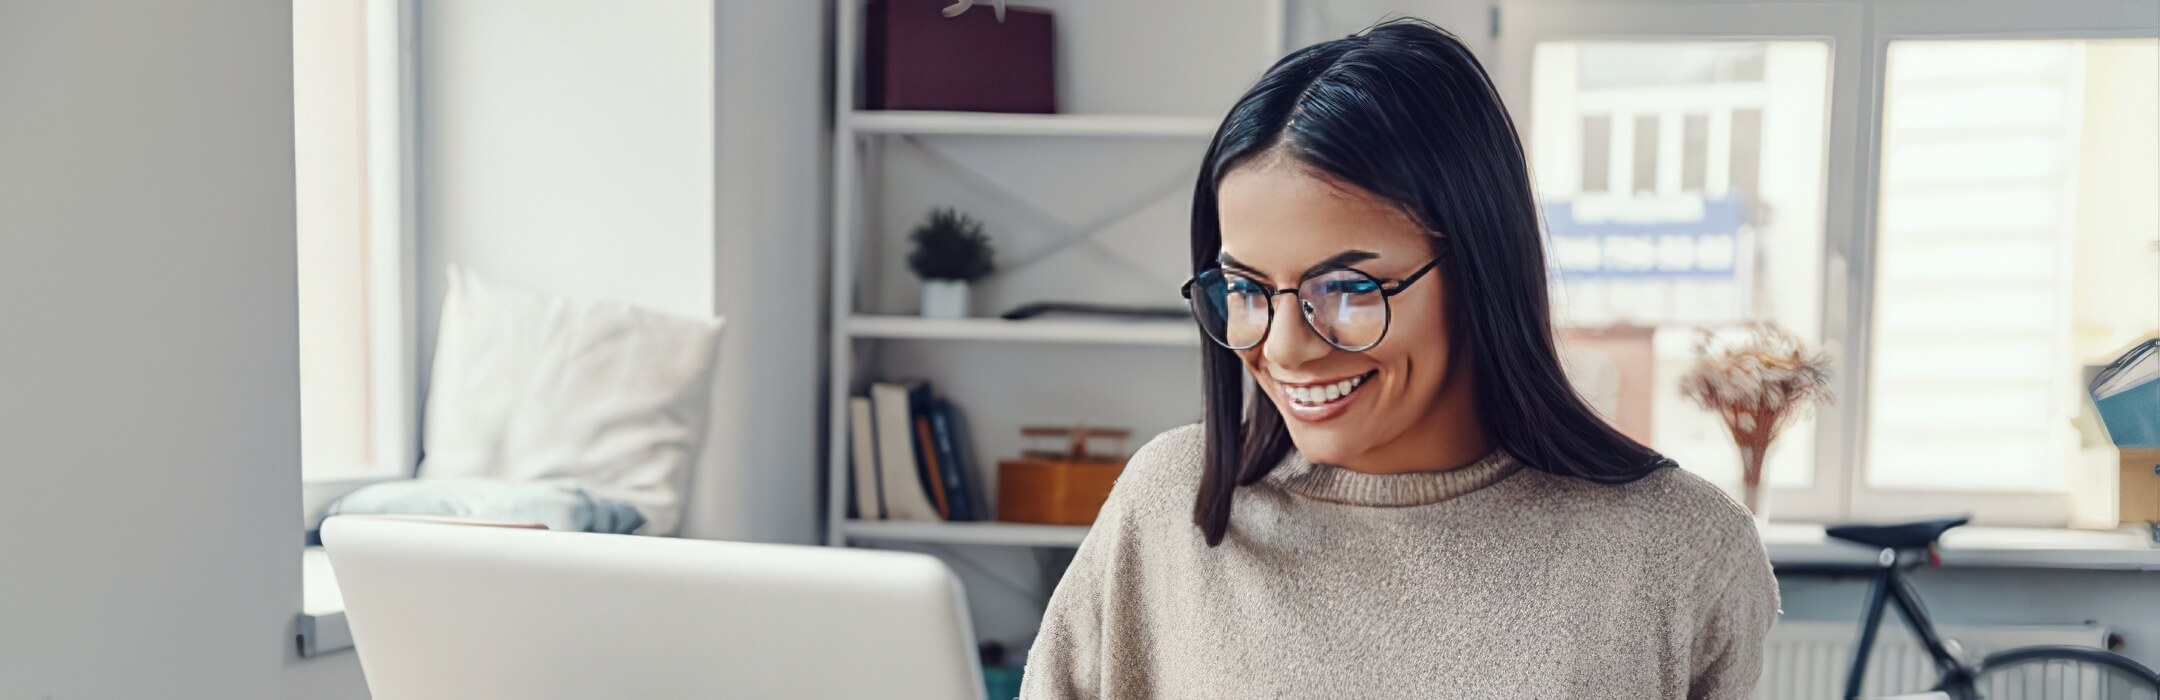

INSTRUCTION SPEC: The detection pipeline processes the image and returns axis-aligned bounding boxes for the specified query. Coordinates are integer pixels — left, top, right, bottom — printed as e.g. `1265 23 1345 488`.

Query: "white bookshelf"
822 0 1289 557
846 315 1199 346
847 110 1219 138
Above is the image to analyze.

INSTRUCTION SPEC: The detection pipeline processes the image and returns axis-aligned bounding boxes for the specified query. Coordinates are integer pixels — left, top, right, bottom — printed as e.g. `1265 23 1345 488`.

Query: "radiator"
1757 621 2116 699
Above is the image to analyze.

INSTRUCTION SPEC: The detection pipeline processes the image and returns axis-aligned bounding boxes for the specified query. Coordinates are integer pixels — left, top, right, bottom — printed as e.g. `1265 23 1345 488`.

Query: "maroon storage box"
864 0 1056 114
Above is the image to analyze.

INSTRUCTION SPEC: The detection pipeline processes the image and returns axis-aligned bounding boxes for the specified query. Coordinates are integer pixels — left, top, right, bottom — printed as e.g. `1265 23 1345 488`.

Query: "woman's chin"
1280 423 1359 465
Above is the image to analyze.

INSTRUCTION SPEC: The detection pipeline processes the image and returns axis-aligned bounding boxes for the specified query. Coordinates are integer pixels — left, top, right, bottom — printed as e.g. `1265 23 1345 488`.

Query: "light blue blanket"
325 478 647 534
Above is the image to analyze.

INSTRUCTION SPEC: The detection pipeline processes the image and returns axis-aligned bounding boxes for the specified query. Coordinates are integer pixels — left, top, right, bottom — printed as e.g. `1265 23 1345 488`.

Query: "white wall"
690 0 827 544
414 0 718 340
414 0 823 544
1289 0 1494 55
0 1 368 698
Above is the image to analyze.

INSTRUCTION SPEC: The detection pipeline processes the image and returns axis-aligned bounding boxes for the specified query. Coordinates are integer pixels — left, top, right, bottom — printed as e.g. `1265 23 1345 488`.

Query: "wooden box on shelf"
995 426 1129 526
2120 447 2160 523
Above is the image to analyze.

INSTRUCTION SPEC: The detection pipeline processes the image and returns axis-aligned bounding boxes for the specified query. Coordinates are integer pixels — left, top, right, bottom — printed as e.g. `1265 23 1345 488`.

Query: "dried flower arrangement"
1679 321 1833 519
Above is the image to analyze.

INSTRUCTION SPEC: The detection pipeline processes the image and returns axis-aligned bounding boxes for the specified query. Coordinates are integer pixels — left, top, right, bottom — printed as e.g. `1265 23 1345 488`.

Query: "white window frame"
1496 0 1866 524
1846 0 2160 526
364 0 419 480
1496 0 2157 525
299 0 418 483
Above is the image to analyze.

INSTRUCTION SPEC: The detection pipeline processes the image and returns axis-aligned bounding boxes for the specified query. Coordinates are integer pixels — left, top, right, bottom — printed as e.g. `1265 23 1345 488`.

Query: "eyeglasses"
1180 258 1440 352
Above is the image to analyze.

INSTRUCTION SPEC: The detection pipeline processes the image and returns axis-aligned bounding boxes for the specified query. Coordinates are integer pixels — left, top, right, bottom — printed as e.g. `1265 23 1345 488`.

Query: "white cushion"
422 267 556 476
421 266 723 535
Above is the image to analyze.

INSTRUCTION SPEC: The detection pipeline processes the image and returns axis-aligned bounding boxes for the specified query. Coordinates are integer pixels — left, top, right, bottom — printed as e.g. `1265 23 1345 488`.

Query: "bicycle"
1776 517 2160 699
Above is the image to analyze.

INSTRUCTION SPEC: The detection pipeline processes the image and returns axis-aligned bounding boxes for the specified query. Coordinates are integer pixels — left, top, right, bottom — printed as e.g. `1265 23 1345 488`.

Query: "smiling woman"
1182 25 1688 543
1207 166 1469 473
1021 18 1778 700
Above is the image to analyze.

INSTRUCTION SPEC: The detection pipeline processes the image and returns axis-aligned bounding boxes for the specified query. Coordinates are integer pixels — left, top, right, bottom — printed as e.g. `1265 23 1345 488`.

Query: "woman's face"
1215 160 1481 472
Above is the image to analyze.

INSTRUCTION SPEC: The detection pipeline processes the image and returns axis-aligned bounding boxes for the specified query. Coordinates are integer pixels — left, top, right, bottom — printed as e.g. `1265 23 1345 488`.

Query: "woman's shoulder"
1513 461 1765 571
1102 422 1211 521
1629 467 1761 547
1614 467 1779 608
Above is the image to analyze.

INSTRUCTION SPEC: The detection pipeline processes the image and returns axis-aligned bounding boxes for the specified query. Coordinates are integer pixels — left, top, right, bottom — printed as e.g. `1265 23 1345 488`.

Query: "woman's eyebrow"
1217 252 1265 278
1217 250 1381 281
1302 250 1380 277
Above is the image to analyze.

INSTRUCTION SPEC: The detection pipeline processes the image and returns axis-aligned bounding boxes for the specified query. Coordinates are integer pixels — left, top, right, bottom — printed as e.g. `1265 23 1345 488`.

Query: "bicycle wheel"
1969 646 2160 699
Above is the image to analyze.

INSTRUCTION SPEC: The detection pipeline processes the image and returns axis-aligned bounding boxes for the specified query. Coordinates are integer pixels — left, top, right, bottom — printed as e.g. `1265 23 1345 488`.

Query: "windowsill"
1763 522 2160 571
298 546 353 657
289 523 2152 656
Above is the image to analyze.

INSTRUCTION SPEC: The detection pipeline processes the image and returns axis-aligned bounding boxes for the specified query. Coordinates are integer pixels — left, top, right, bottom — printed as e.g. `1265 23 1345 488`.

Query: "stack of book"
848 381 985 522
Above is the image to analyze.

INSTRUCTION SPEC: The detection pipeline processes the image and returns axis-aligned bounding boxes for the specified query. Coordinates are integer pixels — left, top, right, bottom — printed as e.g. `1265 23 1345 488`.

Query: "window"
1859 38 2158 521
294 0 414 480
1503 1 2159 525
1529 40 1833 509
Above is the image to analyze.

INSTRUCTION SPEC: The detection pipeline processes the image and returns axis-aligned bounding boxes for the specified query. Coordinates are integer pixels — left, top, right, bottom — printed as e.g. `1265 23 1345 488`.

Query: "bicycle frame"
1778 556 1978 700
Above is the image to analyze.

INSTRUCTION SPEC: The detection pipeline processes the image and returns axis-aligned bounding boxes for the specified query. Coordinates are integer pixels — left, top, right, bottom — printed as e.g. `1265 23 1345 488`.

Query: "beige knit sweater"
1020 424 1778 699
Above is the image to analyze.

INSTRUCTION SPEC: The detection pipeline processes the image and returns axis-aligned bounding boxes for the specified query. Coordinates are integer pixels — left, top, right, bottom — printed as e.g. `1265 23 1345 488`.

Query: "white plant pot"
920 279 971 319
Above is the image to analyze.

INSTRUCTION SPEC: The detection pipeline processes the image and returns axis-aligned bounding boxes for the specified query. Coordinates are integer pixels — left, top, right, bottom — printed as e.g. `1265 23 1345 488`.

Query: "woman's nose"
1262 292 1331 367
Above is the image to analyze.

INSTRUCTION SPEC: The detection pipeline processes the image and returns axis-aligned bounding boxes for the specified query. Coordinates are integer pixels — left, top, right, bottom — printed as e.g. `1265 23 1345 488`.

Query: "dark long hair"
1190 19 1675 546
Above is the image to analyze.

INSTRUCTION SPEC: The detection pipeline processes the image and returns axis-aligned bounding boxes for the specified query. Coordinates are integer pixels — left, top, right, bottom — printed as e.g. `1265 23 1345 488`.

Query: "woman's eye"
1226 278 1267 295
1322 278 1382 295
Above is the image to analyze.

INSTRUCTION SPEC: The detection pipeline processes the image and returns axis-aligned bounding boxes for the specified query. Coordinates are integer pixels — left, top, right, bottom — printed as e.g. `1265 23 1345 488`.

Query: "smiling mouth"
1283 370 1377 407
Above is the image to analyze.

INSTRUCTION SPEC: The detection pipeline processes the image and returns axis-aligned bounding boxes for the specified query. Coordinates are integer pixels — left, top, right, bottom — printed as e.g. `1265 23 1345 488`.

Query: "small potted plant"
1680 321 1832 522
908 208 995 319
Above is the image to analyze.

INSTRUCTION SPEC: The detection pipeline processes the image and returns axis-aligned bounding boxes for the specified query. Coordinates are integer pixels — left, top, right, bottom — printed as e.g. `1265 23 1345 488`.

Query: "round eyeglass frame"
1179 257 1440 353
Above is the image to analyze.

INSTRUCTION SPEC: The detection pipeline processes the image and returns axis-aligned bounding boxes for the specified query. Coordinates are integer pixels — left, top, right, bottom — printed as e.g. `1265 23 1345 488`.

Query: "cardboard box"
2120 447 2160 523
996 457 1121 526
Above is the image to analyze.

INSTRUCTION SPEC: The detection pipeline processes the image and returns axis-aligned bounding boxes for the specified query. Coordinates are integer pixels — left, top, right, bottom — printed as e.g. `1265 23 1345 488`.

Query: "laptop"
322 516 984 700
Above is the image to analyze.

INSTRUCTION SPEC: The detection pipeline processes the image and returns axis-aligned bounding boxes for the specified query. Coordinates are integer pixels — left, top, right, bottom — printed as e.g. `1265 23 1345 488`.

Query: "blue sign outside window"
1541 196 1747 280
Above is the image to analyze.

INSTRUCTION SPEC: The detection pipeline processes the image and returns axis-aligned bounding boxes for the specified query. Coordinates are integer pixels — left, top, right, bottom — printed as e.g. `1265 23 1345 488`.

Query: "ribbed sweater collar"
1262 448 1521 507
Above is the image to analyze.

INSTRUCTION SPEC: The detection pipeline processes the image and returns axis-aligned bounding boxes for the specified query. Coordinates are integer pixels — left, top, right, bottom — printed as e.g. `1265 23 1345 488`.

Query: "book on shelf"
914 404 952 520
929 398 981 521
847 396 883 519
861 381 986 523
870 381 941 521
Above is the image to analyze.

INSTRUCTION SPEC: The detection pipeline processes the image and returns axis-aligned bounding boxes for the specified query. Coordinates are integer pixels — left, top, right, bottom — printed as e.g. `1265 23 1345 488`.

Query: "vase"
1738 443 1771 524
920 279 970 319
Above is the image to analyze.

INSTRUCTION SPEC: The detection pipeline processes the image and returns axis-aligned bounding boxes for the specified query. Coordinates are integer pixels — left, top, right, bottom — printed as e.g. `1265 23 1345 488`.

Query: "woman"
1020 19 1777 699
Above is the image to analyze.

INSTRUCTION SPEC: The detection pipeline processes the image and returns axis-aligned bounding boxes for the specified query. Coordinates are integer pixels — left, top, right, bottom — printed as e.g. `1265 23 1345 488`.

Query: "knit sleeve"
1688 535 1781 700
1017 423 1200 699
1016 494 1122 699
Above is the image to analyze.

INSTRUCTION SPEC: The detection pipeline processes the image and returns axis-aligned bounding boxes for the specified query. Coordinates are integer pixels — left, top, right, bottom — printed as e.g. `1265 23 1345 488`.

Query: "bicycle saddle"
1825 517 1969 550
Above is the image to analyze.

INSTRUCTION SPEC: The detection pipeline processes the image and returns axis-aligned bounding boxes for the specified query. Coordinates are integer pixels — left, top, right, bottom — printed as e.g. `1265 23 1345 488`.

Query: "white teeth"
1286 373 1368 406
